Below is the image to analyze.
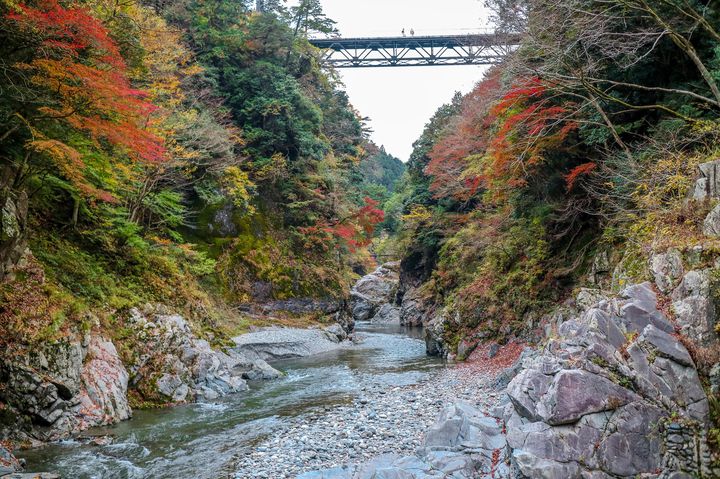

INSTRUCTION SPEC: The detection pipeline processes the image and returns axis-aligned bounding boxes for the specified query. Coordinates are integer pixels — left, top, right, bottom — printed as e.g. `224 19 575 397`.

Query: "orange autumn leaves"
425 74 579 203
6 0 166 202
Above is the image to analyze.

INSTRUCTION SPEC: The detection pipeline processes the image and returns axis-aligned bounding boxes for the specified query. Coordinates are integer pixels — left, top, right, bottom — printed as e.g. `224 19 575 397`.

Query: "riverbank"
233 339 525 478
14 324 443 478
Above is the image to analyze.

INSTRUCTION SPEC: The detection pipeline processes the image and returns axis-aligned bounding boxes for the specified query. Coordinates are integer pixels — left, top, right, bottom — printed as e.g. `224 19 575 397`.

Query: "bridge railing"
308 28 508 41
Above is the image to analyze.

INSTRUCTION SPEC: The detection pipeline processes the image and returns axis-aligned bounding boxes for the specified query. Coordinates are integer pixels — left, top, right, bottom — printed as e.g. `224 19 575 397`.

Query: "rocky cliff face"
121 306 281 403
0 181 28 282
0 334 130 443
0 305 284 449
505 282 713 478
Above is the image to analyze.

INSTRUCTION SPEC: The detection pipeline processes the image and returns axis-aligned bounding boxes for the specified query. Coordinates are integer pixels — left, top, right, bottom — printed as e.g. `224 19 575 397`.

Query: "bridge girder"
309 34 521 68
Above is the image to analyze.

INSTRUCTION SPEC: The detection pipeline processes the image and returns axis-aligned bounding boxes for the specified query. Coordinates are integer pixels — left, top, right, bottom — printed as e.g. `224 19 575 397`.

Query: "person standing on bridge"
402 28 406 37
410 28 415 36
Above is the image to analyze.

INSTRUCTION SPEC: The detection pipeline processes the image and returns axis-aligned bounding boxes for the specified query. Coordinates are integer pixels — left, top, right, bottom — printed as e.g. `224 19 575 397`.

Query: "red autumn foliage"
7 0 124 68
299 197 384 252
564 162 596 190
425 69 502 201
6 0 167 200
424 74 578 203
486 78 578 199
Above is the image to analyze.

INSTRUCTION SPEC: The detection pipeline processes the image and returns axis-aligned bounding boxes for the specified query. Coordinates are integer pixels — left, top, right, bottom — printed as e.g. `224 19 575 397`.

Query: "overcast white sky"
305 0 493 161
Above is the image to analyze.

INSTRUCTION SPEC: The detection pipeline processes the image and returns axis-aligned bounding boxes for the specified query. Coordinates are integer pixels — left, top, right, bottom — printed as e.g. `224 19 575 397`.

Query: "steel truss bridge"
308 33 521 68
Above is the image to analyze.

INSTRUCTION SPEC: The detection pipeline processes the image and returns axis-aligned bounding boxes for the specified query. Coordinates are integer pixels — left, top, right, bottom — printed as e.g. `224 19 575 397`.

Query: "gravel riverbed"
232 360 506 478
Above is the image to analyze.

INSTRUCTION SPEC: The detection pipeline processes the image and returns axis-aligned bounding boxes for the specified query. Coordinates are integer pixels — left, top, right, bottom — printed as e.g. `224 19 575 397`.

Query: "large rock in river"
0 334 131 442
349 262 399 322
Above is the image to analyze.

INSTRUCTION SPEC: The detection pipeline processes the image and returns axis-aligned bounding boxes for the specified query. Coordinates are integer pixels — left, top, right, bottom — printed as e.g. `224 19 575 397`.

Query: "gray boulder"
619 282 674 333
504 282 711 478
232 327 345 361
126 308 278 403
0 189 28 281
75 336 131 429
350 262 400 322
0 444 21 476
703 203 720 236
399 287 430 327
0 334 131 442
370 304 401 324
424 314 447 357
692 159 720 199
575 288 605 311
650 249 684 293
671 270 718 346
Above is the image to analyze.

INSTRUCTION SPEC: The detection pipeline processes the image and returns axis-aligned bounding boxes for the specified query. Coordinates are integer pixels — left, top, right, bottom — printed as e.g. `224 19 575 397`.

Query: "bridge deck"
309 33 521 50
308 33 520 68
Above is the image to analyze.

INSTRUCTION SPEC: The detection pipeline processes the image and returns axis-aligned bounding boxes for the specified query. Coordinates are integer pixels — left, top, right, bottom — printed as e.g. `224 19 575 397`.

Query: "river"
19 323 445 479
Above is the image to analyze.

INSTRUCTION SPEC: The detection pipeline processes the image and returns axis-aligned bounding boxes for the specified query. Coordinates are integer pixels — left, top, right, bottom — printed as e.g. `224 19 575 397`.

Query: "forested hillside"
388 0 720 344
0 0 395 351
380 0 720 457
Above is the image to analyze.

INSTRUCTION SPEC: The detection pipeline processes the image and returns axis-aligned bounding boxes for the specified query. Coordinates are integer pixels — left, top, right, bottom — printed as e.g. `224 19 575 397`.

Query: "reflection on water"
19 323 443 479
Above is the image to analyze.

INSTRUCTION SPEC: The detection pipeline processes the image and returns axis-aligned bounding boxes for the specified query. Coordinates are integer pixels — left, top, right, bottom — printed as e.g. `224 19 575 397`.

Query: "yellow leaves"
633 152 700 211
1 0 23 12
221 166 256 214
402 205 432 223
183 64 204 77
27 139 82 170
254 153 288 183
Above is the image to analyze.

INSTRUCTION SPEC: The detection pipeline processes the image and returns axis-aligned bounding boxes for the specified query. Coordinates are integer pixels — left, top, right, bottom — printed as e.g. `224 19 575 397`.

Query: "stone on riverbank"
504 281 713 478
369 304 400 324
232 327 347 361
300 281 716 479
126 307 280 403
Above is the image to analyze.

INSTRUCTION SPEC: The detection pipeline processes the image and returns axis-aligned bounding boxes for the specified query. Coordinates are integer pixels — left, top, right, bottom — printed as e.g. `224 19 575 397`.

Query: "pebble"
232 363 501 478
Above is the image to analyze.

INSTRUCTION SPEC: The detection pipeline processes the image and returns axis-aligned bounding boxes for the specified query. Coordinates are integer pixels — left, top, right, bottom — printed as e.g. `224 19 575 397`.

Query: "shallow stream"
19 323 444 479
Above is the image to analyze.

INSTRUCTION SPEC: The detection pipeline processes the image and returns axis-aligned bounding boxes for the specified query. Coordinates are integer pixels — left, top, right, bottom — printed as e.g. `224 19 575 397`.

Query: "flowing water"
19 323 444 479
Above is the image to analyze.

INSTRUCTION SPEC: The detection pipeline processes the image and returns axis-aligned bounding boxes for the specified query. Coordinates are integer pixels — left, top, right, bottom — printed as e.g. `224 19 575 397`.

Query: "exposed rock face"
0 444 21 476
671 269 719 346
424 313 448 357
399 286 433 327
703 204 720 237
504 282 712 478
588 250 611 286
349 262 400 322
650 249 684 293
0 185 28 281
232 327 346 361
126 308 279 403
75 337 131 430
398 286 449 357
692 159 720 200
369 303 400 324
0 335 130 442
